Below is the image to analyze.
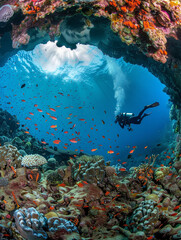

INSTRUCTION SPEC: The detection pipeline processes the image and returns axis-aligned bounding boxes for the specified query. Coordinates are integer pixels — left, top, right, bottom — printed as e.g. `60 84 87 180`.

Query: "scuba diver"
115 102 160 131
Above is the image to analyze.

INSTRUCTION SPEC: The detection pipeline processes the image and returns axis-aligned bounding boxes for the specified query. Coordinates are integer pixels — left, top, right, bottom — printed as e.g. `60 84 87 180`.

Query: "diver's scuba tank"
122 113 134 117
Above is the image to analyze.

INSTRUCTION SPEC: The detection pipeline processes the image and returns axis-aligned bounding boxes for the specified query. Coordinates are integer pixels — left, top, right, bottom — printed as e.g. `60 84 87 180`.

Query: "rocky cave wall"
0 0 181 136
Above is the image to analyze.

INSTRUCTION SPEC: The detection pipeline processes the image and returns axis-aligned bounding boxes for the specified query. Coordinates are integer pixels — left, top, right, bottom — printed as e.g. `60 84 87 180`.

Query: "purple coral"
48 217 78 235
0 5 14 23
13 207 48 240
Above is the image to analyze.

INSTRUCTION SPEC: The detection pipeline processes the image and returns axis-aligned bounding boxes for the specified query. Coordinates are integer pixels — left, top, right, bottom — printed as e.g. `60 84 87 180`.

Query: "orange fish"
37 109 43 112
108 150 114 154
64 131 68 134
173 205 180 210
11 166 16 175
50 116 57 120
41 141 46 144
79 119 85 121
53 140 61 144
49 206 55 210
70 138 77 143
24 131 29 134
79 164 81 171
122 162 127 164
119 168 126 171
21 99 26 102
105 191 110 196
12 191 20 208
58 183 66 187
29 112 34 115
91 148 97 152
77 182 84 187
156 205 162 208
49 108 56 112
170 213 177 216
147 237 154 240
36 173 39 182
25 117 31 120
50 125 57 128
129 149 134 154
144 146 148 149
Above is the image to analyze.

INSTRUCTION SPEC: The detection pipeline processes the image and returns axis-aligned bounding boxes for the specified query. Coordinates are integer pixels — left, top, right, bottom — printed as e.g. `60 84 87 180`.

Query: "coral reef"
0 99 181 239
0 140 180 239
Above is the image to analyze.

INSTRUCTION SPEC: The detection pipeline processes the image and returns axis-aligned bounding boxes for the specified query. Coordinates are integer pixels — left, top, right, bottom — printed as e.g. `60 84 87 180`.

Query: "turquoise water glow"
0 43 170 166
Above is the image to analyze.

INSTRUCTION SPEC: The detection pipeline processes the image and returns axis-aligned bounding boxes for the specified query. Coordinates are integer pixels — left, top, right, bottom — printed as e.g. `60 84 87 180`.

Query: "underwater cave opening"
0 42 173 168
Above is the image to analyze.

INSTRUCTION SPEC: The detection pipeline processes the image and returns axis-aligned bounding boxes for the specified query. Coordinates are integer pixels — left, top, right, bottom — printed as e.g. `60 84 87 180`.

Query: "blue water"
0 43 170 166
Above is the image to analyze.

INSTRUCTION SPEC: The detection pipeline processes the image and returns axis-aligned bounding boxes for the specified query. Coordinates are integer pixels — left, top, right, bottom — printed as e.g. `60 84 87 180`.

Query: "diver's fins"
145 102 160 109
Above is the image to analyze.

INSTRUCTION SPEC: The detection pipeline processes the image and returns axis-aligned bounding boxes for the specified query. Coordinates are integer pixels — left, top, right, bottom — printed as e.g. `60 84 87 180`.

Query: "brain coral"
0 5 14 23
0 144 22 169
21 154 47 167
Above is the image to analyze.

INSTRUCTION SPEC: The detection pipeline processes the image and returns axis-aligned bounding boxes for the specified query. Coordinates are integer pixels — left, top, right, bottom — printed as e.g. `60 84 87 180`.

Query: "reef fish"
53 140 61 144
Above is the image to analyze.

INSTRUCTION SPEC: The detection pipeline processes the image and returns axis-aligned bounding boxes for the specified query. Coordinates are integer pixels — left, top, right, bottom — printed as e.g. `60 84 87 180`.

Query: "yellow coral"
45 211 58 219
155 166 170 180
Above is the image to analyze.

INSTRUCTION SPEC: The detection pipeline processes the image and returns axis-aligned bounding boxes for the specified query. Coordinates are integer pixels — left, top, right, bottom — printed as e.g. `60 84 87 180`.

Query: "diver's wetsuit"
115 102 159 130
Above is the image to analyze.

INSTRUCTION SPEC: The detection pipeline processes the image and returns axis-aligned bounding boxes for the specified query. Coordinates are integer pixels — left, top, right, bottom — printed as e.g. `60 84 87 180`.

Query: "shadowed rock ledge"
0 0 181 122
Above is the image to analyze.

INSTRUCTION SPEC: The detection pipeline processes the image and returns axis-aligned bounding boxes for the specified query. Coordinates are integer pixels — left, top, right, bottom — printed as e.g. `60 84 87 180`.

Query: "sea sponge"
21 154 47 167
0 5 14 23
